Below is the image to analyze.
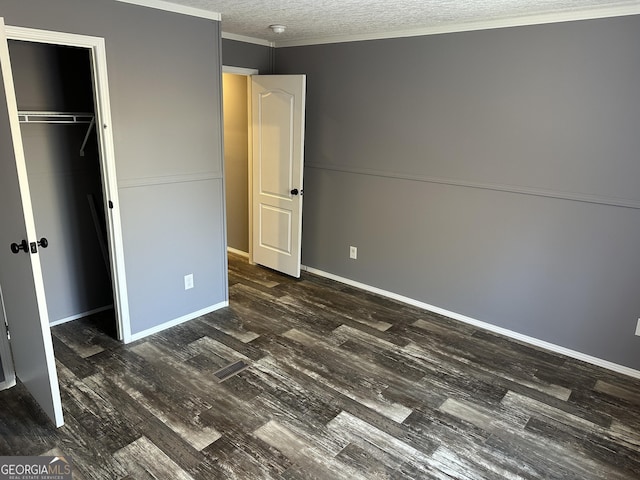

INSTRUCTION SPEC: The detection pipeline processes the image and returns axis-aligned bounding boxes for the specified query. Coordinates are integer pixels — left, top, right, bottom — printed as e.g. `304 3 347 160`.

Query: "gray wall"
2 0 227 336
9 41 112 323
222 38 273 73
223 73 249 253
276 15 640 370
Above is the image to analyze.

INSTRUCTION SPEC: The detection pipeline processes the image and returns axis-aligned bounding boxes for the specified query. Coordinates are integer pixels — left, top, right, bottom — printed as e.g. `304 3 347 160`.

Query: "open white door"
0 286 16 391
0 18 64 427
251 75 306 277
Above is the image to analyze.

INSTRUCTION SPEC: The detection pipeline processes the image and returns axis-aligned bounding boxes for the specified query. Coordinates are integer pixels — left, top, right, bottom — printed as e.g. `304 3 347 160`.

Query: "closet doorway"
4 26 129 348
9 39 118 333
0 24 129 427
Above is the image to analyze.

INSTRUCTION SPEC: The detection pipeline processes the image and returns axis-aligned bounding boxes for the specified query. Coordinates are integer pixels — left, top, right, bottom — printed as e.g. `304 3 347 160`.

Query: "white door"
0 18 64 427
251 75 306 277
0 286 16 391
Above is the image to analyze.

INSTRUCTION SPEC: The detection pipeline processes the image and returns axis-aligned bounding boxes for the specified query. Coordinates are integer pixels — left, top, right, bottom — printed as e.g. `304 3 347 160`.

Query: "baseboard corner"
127 300 228 343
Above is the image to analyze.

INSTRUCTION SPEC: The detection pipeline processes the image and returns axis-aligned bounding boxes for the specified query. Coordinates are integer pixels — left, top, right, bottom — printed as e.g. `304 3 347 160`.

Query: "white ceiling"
131 0 640 46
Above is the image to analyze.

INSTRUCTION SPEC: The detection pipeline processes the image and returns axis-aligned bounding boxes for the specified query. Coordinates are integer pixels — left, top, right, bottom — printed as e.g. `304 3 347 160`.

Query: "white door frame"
6 26 132 342
222 65 259 264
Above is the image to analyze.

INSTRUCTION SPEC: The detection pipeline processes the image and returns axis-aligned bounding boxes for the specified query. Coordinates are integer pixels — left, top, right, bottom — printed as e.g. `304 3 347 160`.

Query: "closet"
8 40 114 331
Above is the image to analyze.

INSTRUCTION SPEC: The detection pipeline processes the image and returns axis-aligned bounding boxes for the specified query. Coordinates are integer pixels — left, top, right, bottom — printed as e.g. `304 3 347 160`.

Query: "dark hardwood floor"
2 253 640 478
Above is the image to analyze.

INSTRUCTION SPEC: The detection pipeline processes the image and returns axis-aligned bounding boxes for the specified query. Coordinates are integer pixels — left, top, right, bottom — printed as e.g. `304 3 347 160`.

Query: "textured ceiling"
155 0 640 44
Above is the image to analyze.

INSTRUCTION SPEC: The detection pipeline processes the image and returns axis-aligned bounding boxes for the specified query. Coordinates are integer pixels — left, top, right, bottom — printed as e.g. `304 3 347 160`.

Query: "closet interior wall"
8 40 113 325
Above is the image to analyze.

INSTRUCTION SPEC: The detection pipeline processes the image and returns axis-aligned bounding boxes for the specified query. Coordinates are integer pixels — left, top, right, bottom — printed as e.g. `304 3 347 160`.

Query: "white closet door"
0 285 16 391
0 18 64 427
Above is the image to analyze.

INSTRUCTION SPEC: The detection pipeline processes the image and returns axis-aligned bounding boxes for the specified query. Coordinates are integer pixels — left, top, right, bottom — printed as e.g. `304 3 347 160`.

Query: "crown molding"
222 31 274 47
274 4 640 48
115 0 221 21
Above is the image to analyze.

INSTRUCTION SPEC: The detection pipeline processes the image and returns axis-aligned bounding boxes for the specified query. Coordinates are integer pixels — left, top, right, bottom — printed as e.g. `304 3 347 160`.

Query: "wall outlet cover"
349 246 357 260
184 274 194 290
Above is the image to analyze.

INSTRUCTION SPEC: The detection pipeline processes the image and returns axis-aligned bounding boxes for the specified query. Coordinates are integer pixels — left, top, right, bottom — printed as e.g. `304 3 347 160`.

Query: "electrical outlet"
184 274 194 290
635 318 640 336
349 246 357 260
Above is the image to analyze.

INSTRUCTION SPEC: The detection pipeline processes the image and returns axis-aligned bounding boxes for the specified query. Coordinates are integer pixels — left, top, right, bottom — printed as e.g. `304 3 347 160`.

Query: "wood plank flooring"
1 252 640 478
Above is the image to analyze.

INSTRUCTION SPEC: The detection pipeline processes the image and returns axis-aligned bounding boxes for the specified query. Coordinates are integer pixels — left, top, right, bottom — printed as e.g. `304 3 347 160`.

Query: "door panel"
259 205 292 254
258 90 294 198
0 285 16 391
0 18 63 427
252 75 306 277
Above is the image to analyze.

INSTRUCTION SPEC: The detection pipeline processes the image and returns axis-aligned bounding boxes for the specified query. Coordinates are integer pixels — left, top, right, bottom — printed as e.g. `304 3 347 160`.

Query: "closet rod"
18 111 94 124
79 117 96 157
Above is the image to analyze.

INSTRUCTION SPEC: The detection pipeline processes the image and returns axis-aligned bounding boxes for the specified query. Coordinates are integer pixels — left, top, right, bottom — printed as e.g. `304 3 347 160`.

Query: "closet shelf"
18 111 94 124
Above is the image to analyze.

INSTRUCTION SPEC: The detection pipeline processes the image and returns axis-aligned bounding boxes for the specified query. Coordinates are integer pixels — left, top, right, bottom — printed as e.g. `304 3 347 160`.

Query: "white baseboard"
49 305 114 327
127 301 228 343
227 247 249 258
0 377 16 392
301 265 640 380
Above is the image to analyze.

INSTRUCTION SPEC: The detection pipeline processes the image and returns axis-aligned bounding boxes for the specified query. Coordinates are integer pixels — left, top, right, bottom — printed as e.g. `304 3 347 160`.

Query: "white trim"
6 25 132 345
127 301 228 343
0 377 16 392
49 305 114 327
92 35 132 343
247 75 254 265
301 265 640 380
5 27 106 47
274 5 640 47
222 31 274 47
223 65 259 76
227 247 249 258
306 163 640 210
115 0 221 21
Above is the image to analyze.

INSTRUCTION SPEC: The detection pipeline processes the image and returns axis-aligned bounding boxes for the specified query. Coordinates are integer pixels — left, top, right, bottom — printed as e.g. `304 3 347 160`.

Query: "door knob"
38 238 49 248
290 188 299 196
10 239 29 254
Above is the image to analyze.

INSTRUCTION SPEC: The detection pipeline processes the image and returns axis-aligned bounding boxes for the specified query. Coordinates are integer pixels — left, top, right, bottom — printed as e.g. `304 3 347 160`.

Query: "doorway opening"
8 40 117 338
222 67 306 278
4 26 130 347
222 67 257 263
